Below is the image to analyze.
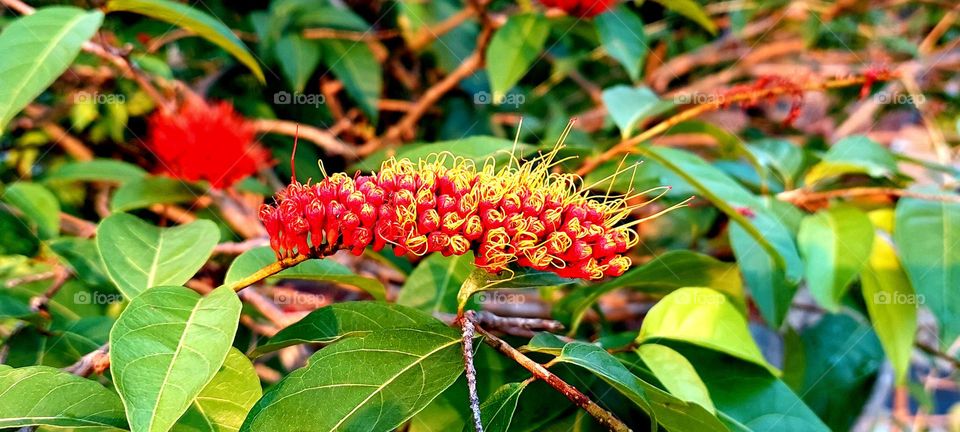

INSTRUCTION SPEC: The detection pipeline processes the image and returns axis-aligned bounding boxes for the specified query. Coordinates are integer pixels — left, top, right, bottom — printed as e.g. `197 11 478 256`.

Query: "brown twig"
777 187 960 205
474 324 631 432
226 255 310 293
461 313 484 432
252 119 354 158
407 6 476 51
64 344 110 377
575 71 899 176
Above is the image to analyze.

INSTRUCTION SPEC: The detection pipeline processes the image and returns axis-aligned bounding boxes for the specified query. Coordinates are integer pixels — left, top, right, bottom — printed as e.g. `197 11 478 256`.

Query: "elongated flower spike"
260 139 674 280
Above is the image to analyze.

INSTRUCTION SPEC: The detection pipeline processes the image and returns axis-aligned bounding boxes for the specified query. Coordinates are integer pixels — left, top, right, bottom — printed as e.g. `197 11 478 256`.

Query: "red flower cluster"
259 154 638 280
147 97 270 188
540 0 616 18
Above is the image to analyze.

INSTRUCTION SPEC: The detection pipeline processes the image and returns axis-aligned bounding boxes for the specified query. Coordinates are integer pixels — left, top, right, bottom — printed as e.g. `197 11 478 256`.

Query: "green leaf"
862 212 916 384
472 382 527 432
683 348 829 432
173 348 262 432
554 250 743 332
553 341 727 431
601 85 673 138
805 135 898 185
637 287 778 375
353 136 535 172
788 313 883 431
48 237 111 286
274 34 322 93
0 291 34 320
636 344 716 413
111 285 241 432
44 159 147 184
241 327 464 432
0 7 104 133
894 194 959 346
106 0 264 82
3 182 60 239
594 6 647 81
486 13 550 99
748 138 804 188
97 213 219 298
651 0 717 34
320 39 382 122
110 176 201 213
0 365 127 429
397 252 474 313
250 301 438 357
797 205 874 311
636 146 798 275
635 145 802 325
224 246 385 300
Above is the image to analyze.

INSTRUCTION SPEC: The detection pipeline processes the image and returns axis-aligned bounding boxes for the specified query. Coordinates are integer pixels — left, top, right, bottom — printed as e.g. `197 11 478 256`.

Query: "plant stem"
226 255 309 293
474 324 631 432
575 71 899 176
778 187 960 205
461 313 484 432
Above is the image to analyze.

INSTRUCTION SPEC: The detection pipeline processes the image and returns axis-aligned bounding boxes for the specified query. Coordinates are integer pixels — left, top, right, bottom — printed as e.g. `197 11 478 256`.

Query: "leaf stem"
472 319 631 432
226 255 310 293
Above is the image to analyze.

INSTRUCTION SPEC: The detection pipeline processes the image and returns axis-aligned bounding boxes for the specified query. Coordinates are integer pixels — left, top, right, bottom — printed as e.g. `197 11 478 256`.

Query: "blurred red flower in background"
540 0 615 18
146 97 270 188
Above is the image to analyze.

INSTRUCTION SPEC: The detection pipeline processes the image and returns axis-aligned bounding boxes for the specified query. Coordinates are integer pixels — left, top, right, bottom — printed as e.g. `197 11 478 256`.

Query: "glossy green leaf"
111 285 241 432
636 344 715 413
789 313 882 431
224 246 385 300
0 7 104 133
594 6 647 81
862 212 916 384
636 145 802 325
651 0 717 34
602 85 672 138
3 182 60 239
472 382 527 432
555 250 743 332
48 237 110 286
683 348 829 431
636 146 798 275
486 13 550 99
354 136 535 172
241 327 464 432
106 0 264 82
797 205 874 311
894 194 959 346
250 301 438 356
0 291 34 320
320 39 382 122
44 159 147 184
97 213 219 299
110 176 201 212
275 34 321 93
173 348 262 432
0 365 127 429
398 252 474 313
748 138 804 188
638 287 778 375
805 135 897 185
554 341 727 431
